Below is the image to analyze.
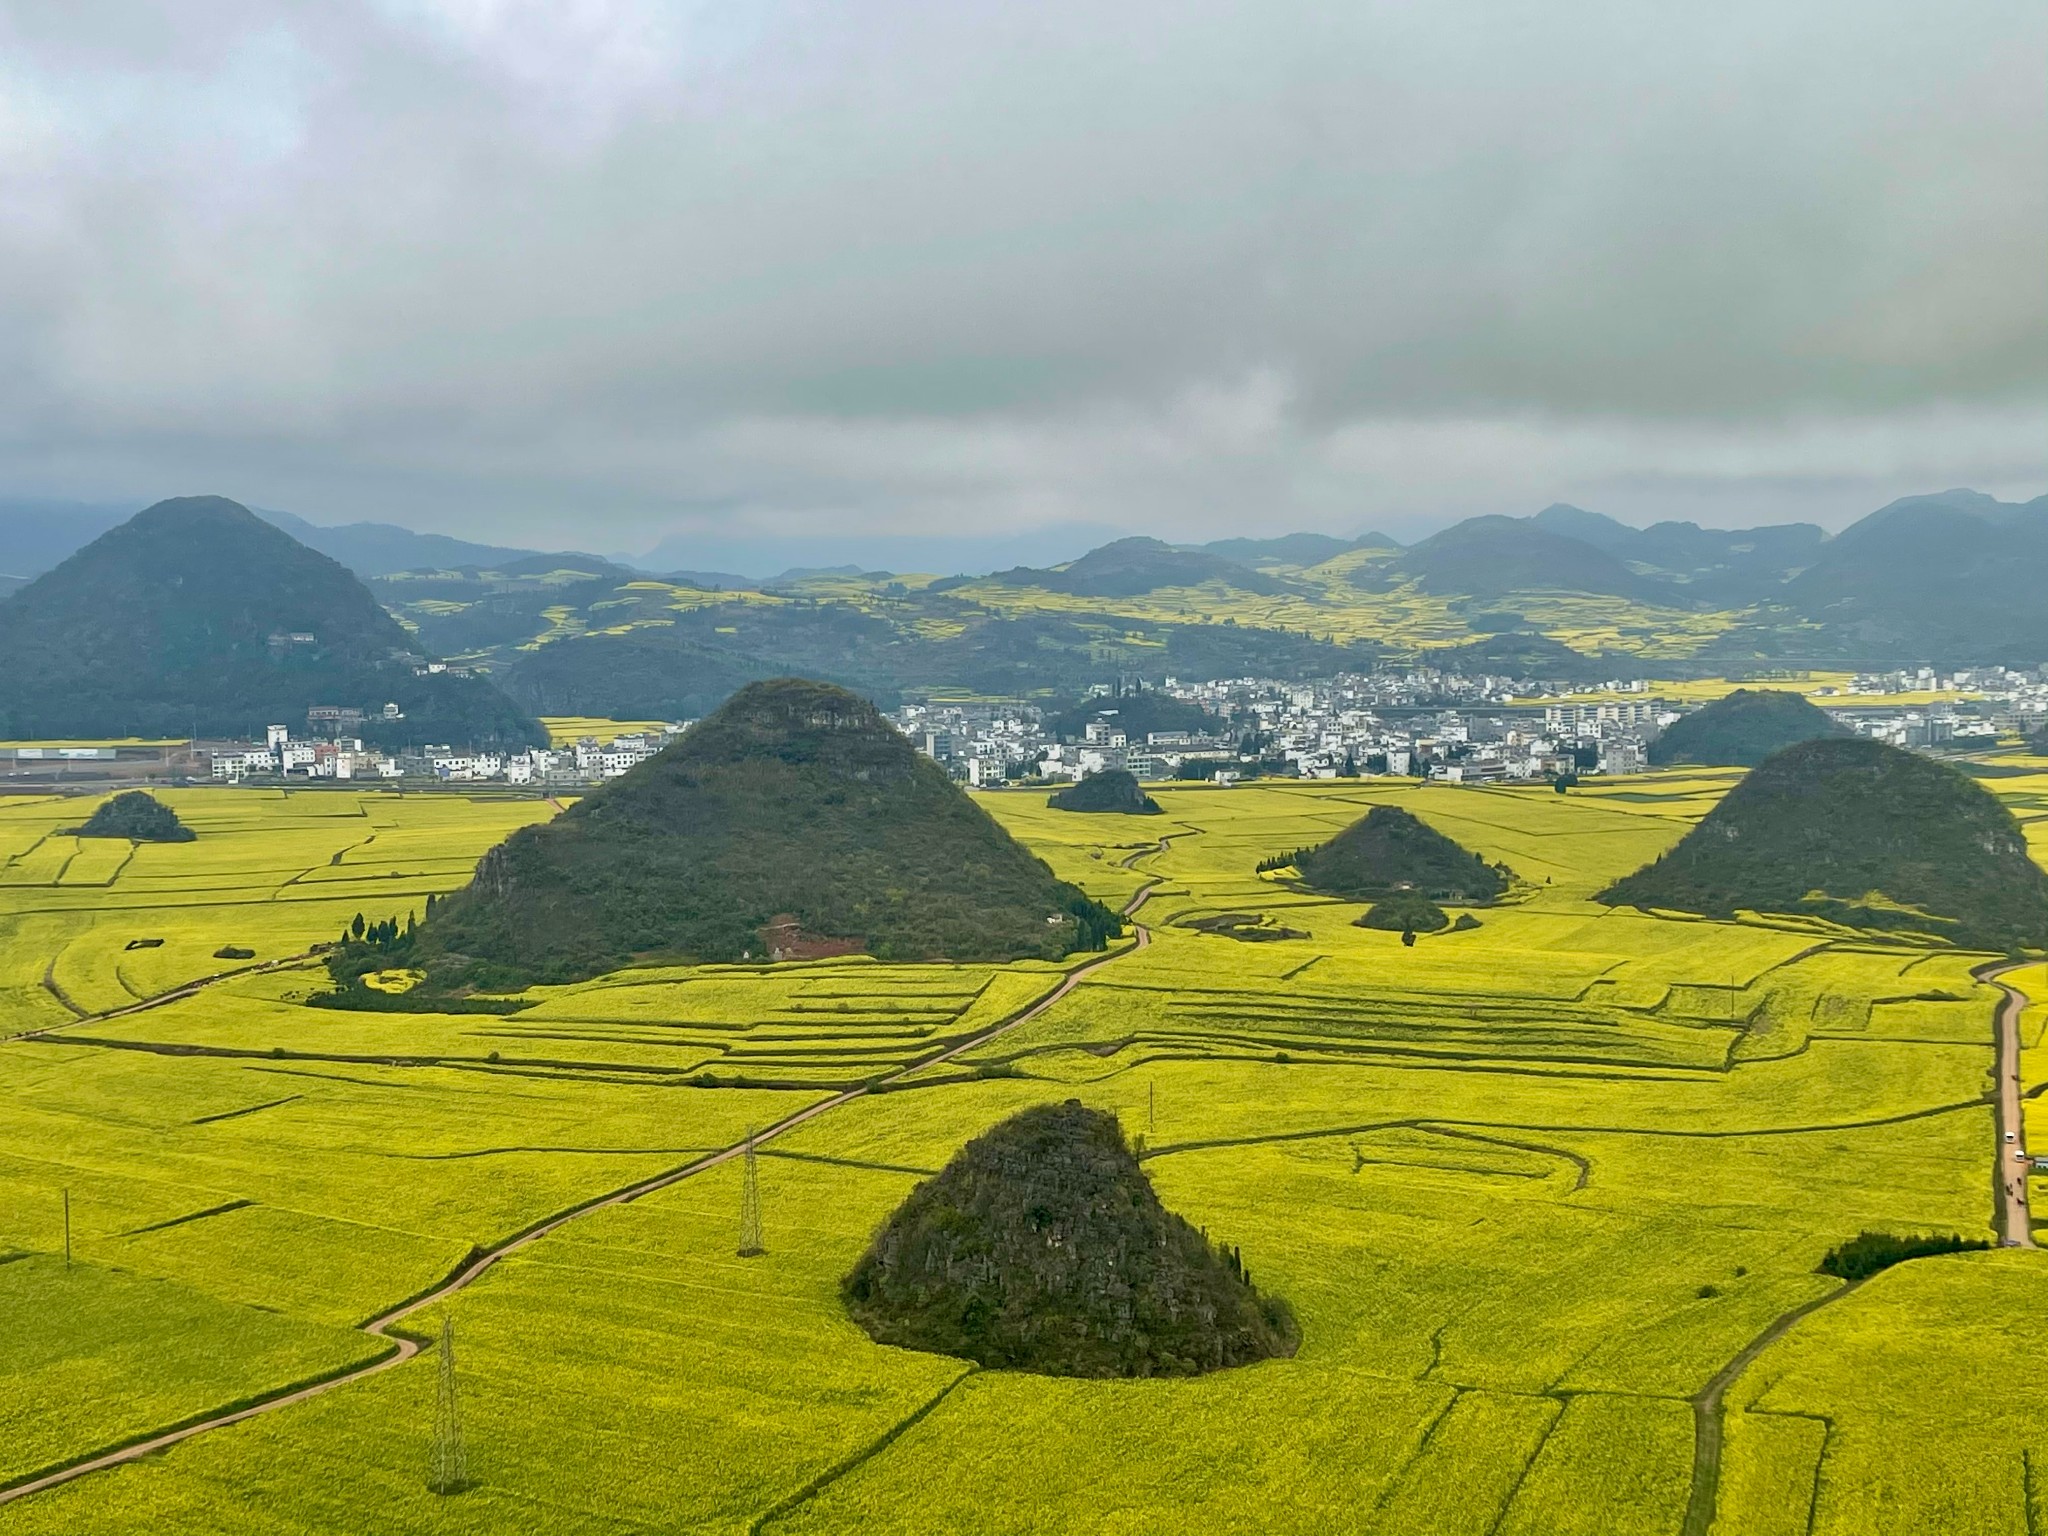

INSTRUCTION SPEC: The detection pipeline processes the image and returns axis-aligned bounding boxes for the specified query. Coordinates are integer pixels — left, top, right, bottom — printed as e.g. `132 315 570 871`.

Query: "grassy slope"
0 772 2043 1533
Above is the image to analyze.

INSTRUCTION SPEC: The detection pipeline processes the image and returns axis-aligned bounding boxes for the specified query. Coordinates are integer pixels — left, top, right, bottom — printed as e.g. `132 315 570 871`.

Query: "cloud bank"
0 0 2042 555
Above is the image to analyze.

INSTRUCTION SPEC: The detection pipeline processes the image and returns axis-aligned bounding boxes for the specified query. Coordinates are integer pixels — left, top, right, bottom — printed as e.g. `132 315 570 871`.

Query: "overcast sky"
1 1 2042 564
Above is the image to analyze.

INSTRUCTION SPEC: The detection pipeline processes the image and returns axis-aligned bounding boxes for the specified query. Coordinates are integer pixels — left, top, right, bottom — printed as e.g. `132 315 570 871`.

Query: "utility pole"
429 1314 468 1495
737 1130 764 1258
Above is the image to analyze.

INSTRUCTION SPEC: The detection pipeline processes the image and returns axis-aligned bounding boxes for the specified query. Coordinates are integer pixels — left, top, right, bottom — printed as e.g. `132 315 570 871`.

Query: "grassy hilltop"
1603 737 2048 949
383 678 1118 988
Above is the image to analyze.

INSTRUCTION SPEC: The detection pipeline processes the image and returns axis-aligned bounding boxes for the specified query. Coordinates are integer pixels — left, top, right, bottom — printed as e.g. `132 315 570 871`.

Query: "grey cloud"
0 0 2040 551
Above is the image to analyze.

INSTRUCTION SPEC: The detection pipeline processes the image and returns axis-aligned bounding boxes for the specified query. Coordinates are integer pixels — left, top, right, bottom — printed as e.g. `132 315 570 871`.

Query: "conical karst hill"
402 678 1120 987
843 1101 1297 1378
0 496 541 746
1601 737 2048 949
1048 769 1162 815
1291 804 1507 902
1648 687 1851 767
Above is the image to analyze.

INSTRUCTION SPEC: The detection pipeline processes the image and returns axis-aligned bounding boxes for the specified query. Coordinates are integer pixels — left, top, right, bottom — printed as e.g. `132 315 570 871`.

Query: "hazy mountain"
988 536 1294 597
1783 489 2048 661
1394 516 1653 600
254 508 546 577
1193 531 1400 568
0 498 132 579
0 496 544 746
631 523 1124 581
1529 503 1825 600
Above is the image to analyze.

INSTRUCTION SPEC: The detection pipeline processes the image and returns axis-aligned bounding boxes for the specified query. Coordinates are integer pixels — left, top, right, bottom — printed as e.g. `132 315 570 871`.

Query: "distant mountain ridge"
0 496 544 746
1394 516 1653 601
985 537 1294 598
1783 489 2048 661
1192 532 1401 568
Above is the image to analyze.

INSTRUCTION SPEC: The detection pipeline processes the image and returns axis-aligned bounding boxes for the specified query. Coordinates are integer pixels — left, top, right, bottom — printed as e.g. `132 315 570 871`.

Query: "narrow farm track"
1679 1280 1864 1536
1679 963 2041 1536
20 950 321 1042
0 842 1170 1510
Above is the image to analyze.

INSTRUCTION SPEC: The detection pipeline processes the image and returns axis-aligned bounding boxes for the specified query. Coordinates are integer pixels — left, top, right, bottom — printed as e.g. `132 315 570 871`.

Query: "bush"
1817 1230 1990 1282
1356 891 1450 933
66 790 195 843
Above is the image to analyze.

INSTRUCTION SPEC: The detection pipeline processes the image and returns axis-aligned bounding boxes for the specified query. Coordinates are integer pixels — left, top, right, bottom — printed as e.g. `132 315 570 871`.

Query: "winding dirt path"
1679 1280 1861 1536
0 843 1169 1509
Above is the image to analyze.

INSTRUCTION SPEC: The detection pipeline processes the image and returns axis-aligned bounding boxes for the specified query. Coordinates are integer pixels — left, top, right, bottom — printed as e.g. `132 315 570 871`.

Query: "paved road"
1981 960 2037 1248
0 843 1169 1508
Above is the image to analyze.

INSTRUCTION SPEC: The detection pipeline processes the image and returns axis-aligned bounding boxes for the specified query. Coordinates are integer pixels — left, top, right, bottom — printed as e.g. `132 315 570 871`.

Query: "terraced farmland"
3 772 2047 1534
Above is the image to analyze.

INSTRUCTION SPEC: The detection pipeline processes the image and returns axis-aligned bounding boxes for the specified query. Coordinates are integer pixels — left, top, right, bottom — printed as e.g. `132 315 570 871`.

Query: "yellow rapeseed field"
1 774 2045 1534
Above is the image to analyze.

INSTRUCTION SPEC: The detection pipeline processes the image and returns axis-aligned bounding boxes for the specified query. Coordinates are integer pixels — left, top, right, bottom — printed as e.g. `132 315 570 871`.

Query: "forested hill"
0 496 543 746
1600 737 2048 950
1291 805 1509 902
375 678 1118 988
1648 688 1852 766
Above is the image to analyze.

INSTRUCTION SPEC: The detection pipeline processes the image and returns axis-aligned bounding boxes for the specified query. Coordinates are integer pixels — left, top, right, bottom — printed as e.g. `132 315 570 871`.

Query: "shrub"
1356 892 1450 933
1818 1230 1990 1282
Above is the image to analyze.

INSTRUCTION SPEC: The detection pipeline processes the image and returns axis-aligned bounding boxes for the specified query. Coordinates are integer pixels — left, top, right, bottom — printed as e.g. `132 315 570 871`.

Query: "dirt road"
1979 960 2036 1248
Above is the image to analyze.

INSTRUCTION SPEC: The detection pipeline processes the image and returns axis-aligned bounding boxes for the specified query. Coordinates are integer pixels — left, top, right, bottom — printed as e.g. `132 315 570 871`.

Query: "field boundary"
0 839 1168 1511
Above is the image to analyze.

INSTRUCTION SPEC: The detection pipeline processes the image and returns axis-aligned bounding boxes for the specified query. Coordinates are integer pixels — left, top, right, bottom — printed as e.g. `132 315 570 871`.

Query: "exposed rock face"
843 1101 1298 1378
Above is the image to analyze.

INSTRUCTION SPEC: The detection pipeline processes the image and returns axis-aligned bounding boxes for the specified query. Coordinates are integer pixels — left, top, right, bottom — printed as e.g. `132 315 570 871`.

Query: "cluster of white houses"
177 662 2048 791
209 721 679 784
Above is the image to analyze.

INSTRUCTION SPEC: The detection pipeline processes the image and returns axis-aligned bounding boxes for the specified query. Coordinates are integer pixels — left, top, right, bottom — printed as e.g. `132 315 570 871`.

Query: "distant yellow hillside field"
539 716 674 746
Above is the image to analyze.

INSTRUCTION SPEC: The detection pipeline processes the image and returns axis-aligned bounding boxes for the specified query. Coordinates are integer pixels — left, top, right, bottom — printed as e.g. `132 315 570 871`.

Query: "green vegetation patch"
1048 769 1162 815
843 1101 1297 1377
1283 804 1509 902
1649 687 1852 768
66 790 195 843
1817 1230 1991 1281
1600 737 2048 950
352 679 1122 991
1356 891 1451 933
